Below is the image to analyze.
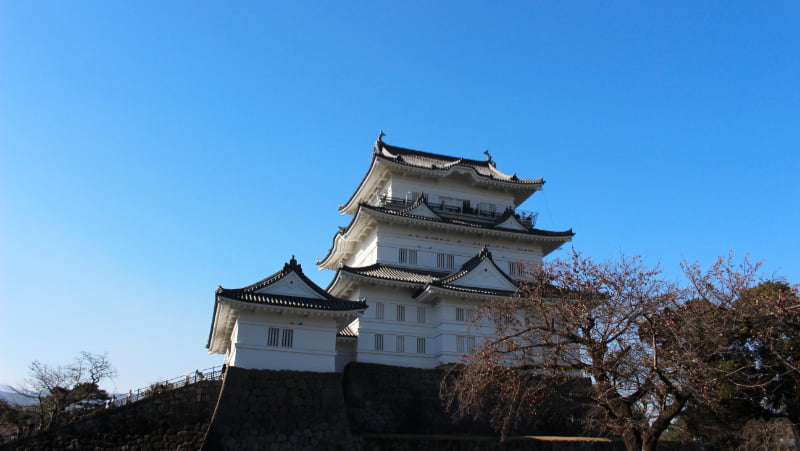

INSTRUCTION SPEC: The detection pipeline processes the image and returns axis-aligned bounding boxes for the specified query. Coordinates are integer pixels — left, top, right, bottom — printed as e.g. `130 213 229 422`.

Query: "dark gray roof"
334 248 520 299
376 139 543 185
434 246 518 287
217 290 367 311
361 203 574 237
216 257 367 312
340 263 449 284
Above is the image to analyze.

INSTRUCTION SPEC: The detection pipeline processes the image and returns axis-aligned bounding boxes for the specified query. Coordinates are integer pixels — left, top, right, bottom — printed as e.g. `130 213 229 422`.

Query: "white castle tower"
320 135 573 369
207 135 572 372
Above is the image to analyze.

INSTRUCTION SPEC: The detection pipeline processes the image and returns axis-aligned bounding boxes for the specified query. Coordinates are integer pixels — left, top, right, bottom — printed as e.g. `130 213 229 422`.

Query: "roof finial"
285 255 301 272
483 149 492 162
378 130 386 142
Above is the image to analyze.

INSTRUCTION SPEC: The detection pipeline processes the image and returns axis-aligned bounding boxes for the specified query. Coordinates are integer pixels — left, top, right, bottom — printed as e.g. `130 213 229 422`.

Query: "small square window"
437 253 455 269
509 262 525 278
399 248 418 265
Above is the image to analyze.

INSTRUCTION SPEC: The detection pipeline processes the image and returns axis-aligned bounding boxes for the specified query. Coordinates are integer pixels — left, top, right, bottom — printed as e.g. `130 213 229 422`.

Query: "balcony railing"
375 193 538 228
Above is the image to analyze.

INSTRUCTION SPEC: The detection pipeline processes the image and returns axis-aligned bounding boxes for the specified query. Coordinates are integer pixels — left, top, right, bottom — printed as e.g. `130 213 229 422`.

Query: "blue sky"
1 1 798 392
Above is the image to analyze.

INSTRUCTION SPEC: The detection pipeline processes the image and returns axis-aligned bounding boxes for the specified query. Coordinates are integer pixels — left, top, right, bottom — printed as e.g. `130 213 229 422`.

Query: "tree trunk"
642 435 658 451
622 428 643 451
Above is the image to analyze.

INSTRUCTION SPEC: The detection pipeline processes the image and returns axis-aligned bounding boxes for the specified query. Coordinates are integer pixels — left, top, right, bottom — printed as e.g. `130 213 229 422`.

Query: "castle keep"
206 135 574 372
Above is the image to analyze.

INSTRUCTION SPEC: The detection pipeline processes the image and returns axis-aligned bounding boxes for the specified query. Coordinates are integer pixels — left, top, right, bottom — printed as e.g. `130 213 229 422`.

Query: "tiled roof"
216 256 367 312
336 249 520 299
217 289 367 311
420 284 518 297
340 263 449 284
362 203 574 238
434 246 517 287
376 139 543 185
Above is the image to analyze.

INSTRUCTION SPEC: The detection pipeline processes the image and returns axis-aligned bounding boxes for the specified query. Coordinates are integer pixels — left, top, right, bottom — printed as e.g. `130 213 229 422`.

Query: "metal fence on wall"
108 365 224 408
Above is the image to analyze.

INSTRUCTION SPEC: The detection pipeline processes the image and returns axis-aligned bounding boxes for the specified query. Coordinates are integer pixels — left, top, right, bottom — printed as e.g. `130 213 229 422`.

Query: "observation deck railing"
375 193 538 228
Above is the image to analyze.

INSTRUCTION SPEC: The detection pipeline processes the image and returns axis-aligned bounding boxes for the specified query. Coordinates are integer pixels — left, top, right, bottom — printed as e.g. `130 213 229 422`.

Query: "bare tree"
11 352 116 431
445 250 792 451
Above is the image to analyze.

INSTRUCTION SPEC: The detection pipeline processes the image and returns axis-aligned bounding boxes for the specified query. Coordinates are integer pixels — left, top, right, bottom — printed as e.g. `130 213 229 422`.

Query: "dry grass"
359 433 612 442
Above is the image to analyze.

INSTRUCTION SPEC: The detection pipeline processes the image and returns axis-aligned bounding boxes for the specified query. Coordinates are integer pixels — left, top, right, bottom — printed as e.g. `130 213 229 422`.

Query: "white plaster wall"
229 311 339 372
375 223 544 274
355 285 439 368
349 228 378 268
385 173 518 211
351 284 501 367
335 339 357 372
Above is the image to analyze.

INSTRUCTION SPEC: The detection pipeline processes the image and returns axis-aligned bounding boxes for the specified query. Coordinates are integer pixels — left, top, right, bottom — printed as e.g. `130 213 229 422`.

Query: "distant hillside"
0 391 36 406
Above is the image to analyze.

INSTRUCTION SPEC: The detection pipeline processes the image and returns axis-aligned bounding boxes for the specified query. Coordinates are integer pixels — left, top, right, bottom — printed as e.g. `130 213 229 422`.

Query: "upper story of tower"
338 136 545 221
318 136 574 273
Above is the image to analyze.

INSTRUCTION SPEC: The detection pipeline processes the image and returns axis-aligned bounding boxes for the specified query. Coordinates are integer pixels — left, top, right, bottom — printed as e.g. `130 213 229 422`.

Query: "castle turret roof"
339 137 545 215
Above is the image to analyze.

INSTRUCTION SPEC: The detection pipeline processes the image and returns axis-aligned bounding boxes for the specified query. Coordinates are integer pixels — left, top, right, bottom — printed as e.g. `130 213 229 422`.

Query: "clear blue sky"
1 1 798 392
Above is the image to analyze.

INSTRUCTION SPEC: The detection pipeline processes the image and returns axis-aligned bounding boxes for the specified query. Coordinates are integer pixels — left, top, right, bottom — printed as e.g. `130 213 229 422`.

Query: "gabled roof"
318 202 573 269
339 136 545 215
328 248 521 301
433 246 518 289
397 195 442 219
215 256 367 311
207 257 367 353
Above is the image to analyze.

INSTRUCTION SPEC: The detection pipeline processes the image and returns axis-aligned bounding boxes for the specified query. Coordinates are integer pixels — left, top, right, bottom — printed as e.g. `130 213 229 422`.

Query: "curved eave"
317 210 378 270
378 156 544 206
207 302 236 354
319 206 572 269
339 146 546 215
219 295 366 316
363 206 573 247
328 268 426 297
414 285 518 303
339 154 388 215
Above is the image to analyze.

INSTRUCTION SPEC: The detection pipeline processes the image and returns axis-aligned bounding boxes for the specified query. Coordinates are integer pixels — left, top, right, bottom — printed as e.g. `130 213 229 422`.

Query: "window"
509 262 525 278
479 202 496 215
457 335 477 354
416 337 426 354
437 253 455 269
269 328 293 348
416 307 426 324
281 329 293 348
456 307 474 322
375 333 384 351
396 336 405 353
375 302 385 320
396 304 406 321
399 248 418 265
267 327 280 347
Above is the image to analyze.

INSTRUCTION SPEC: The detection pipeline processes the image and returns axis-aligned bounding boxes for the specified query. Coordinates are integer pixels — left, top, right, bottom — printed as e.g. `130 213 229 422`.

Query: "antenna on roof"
483 149 492 162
